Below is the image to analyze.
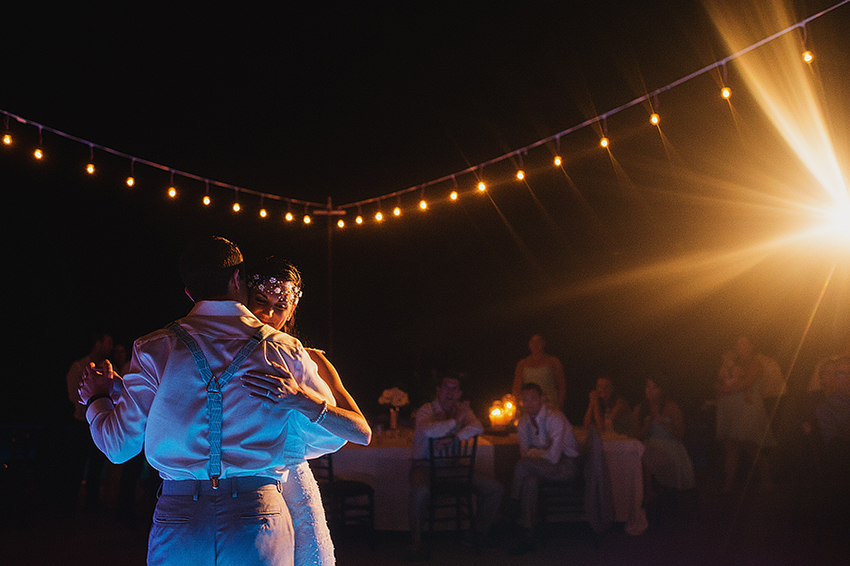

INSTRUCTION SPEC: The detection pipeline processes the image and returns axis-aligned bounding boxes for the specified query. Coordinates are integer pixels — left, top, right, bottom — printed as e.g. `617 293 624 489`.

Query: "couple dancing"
78 236 370 566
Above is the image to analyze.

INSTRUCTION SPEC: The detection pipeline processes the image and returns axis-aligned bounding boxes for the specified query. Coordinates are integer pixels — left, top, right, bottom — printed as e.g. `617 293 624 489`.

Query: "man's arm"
415 403 461 439
454 405 484 441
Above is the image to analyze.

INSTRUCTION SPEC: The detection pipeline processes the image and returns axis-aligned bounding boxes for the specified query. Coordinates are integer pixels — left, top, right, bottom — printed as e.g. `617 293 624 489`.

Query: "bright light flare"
554 156 562 166
721 86 732 99
650 113 660 125
477 182 486 192
516 170 525 181
600 137 609 148
2 133 11 145
802 50 813 64
450 191 458 200
419 199 427 210
86 163 96 174
168 186 177 198
203 195 211 206
126 176 134 187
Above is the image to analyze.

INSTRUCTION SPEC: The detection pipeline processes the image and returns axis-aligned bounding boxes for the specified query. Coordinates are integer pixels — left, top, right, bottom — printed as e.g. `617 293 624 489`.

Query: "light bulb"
516 170 524 181
419 200 427 210
126 176 135 186
600 137 609 148
3 133 12 145
450 191 458 200
375 211 383 221
356 215 363 224
285 212 294 221
168 187 177 198
259 208 267 218
203 195 211 206
34 148 44 159
802 50 813 63
554 156 562 166
233 202 241 212
337 219 345 228
303 215 311 224
477 182 486 192
650 113 660 125
721 86 731 99
393 207 401 216
86 163 96 174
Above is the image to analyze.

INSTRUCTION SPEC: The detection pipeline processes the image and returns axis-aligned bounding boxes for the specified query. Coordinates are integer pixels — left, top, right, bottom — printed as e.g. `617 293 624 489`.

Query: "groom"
79 235 343 566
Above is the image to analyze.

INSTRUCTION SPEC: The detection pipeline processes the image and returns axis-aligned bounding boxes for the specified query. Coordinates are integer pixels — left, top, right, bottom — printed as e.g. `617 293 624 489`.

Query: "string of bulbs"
1 0 845 229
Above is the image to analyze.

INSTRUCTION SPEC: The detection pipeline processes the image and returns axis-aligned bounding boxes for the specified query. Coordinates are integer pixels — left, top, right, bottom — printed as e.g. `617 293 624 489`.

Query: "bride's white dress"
282 461 335 566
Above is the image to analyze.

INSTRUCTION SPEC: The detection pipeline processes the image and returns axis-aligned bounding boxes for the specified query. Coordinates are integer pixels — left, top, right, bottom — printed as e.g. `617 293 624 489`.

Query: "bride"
246 256 371 566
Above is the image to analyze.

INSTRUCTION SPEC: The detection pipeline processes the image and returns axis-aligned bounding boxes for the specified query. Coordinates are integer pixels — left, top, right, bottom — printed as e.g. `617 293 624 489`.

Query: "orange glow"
393 207 401 216
721 86 732 99
86 163 96 174
168 187 177 198
303 215 311 224
126 176 134 187
232 202 241 212
203 195 211 206
600 137 609 148
802 50 813 64
337 219 345 228
259 208 267 218
375 211 383 221
516 170 525 181
34 148 44 159
419 199 427 210
450 191 458 200
650 113 660 125
477 182 486 191
554 156 562 166
285 212 294 221
355 215 363 224
2 133 11 145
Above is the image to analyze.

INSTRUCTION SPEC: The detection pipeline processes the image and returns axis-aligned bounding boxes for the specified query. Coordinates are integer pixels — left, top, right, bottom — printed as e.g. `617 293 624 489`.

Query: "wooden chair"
310 453 375 548
426 435 479 558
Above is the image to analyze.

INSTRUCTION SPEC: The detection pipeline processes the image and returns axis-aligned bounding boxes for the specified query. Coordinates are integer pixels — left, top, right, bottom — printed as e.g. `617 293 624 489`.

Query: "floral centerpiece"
379 387 409 429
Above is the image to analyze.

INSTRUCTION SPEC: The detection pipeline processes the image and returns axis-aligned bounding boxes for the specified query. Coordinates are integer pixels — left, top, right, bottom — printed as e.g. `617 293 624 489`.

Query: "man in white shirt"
407 374 503 560
78 236 345 566
509 382 580 554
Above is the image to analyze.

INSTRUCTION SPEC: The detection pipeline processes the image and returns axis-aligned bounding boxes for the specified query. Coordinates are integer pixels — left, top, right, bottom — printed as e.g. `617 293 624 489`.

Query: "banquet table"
329 426 647 535
330 427 495 531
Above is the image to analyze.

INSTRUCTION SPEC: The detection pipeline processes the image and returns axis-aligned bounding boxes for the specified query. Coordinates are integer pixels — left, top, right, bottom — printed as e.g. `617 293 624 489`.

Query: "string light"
419 187 427 210
34 126 44 160
303 204 310 224
516 170 524 180
356 215 363 224
167 171 176 198
2 116 10 145
337 218 345 228
600 137 609 148
285 200 294 221
721 86 732 99
650 112 660 125
477 181 486 192
802 49 814 63
126 159 135 187
258 195 267 218
203 181 211 206
554 155 562 166
450 191 459 200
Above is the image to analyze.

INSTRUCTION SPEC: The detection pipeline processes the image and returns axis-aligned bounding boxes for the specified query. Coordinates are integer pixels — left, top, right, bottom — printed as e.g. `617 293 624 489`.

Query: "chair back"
309 453 335 483
428 435 478 488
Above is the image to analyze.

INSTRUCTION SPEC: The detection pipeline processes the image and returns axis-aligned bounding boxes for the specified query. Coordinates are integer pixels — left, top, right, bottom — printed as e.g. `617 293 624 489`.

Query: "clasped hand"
241 361 303 409
78 360 115 405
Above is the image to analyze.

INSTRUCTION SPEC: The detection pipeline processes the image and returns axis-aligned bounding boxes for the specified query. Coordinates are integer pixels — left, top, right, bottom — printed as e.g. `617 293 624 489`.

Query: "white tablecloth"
330 429 494 531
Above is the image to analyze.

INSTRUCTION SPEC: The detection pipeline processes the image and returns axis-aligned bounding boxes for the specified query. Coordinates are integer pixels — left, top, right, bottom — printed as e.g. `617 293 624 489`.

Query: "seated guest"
408 374 503 561
508 383 580 555
583 375 631 434
633 377 695 503
815 356 850 448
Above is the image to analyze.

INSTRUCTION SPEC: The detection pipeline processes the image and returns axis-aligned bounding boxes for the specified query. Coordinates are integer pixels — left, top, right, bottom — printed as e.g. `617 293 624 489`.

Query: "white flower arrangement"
378 387 409 408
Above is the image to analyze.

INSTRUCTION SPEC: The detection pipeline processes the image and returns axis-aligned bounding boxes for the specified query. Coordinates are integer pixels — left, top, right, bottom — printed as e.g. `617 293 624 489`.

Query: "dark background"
2 0 849 427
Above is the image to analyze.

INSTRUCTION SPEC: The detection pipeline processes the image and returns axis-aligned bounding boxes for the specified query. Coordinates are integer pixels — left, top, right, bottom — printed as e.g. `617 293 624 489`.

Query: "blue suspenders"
167 322 276 488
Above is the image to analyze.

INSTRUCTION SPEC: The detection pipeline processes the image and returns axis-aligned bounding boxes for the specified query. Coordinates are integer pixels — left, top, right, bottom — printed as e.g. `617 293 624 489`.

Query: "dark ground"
2 436 849 566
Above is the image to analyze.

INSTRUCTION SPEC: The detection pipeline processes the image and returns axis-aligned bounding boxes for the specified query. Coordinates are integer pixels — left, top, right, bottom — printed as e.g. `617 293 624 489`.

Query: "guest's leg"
472 474 504 534
408 465 430 546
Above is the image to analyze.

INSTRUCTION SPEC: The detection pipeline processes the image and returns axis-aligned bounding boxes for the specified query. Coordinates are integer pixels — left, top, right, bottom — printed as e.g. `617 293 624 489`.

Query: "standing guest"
583 375 631 434
407 374 503 561
247 256 371 566
64 330 113 512
513 334 566 410
715 336 775 494
78 236 346 566
507 383 580 555
633 377 695 503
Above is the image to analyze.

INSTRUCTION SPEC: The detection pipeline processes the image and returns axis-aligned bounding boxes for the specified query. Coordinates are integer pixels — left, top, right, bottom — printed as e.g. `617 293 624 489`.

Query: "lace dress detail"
281 461 335 566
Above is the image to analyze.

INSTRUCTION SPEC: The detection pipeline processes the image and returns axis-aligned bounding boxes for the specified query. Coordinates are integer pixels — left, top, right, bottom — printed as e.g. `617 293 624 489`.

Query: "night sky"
3 0 849 425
